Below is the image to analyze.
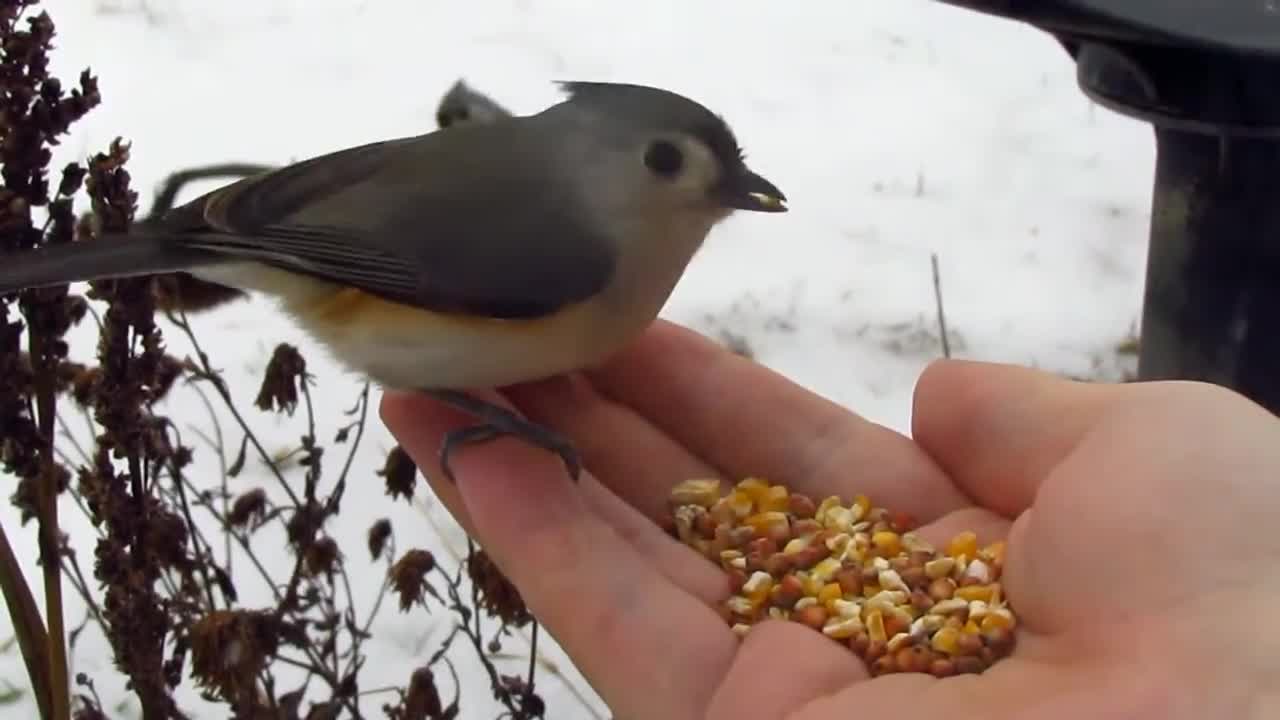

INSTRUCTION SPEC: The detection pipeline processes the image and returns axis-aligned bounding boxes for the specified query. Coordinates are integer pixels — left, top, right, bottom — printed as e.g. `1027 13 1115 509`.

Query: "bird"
0 80 788 483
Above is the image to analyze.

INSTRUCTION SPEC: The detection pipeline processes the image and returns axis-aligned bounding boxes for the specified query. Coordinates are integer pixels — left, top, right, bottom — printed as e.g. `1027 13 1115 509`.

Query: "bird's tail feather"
0 233 221 296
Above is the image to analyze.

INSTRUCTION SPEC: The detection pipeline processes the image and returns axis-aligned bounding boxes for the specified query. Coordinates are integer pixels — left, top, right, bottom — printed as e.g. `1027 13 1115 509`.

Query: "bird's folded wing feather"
159 128 617 319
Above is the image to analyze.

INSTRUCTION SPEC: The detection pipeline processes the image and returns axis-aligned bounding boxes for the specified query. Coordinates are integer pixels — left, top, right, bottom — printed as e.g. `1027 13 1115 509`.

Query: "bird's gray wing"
159 127 617 319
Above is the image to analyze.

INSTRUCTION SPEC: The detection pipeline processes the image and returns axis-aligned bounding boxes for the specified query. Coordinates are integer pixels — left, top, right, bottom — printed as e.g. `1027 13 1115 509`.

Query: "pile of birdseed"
666 477 1017 677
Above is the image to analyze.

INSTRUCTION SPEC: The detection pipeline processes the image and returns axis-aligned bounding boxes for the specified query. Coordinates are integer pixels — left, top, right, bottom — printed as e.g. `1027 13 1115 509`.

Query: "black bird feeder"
935 1 1280 412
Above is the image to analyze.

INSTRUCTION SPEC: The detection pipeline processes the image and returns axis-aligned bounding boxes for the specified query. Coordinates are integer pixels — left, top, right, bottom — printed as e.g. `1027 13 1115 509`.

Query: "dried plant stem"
0 518 52 719
930 252 951 359
31 330 70 720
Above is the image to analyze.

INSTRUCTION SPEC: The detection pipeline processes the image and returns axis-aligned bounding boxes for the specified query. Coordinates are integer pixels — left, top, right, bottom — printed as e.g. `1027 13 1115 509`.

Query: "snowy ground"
2 0 1154 717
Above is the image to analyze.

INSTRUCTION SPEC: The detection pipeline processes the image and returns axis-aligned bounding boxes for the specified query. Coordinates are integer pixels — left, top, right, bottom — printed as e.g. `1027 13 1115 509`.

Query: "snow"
1 0 1152 717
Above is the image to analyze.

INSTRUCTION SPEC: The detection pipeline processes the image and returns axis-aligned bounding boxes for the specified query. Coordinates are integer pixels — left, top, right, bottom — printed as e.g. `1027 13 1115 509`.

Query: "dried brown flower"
367 518 392 560
403 666 444 720
390 549 437 611
228 488 267 528
190 609 282 703
255 342 307 414
379 444 417 501
467 548 531 628
304 536 340 577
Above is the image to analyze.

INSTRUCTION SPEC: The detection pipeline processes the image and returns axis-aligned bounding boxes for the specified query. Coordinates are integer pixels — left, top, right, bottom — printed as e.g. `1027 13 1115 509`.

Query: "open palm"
381 320 1280 720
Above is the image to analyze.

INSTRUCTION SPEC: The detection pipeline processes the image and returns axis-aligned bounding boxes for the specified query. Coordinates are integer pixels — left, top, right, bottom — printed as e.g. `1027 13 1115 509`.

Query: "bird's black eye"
644 140 684 177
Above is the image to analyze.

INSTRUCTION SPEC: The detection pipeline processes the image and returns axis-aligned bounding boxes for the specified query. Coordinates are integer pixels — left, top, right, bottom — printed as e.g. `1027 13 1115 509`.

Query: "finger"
910 359 1118 517
584 321 969 523
438 409 737 719
502 372 719 523
379 391 727 604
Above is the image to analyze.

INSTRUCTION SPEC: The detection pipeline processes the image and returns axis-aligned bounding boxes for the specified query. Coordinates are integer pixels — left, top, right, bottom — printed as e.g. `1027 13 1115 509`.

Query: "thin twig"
930 252 952 360
167 309 301 507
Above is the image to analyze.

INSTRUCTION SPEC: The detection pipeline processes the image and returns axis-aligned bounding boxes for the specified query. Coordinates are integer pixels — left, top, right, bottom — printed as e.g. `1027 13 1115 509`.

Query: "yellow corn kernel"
759 484 790 513
736 477 772 506
871 531 902 556
955 585 994 603
982 608 1016 632
817 582 843 608
930 626 961 655
800 572 824 597
861 582 882 598
963 619 981 635
980 540 1007 567
851 494 872 522
946 531 978 559
865 609 886 643
924 557 956 580
782 536 811 555
989 583 1004 605
727 490 754 518
743 511 789 537
810 557 842 585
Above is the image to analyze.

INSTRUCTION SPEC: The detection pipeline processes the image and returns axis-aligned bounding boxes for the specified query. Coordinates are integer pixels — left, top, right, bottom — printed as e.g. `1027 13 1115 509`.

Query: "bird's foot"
423 389 582 484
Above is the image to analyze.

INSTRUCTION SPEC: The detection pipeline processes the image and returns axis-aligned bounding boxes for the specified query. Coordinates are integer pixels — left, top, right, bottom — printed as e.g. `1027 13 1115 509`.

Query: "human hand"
380 320 1280 720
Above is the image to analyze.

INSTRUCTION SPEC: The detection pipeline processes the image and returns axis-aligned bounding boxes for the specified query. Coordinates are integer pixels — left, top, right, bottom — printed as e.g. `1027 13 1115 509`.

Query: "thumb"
910 360 1117 517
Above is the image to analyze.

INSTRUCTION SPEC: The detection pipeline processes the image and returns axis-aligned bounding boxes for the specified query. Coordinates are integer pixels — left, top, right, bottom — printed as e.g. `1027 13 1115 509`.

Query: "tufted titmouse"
0 81 787 482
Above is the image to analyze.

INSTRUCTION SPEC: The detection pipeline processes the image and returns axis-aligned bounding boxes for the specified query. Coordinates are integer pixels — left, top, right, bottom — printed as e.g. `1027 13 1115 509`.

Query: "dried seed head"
367 518 392 560
189 610 282 702
227 484 267 525
304 536 340 576
467 548 531 627
390 549 437 612
254 343 307 414
403 666 444 720
379 445 418 502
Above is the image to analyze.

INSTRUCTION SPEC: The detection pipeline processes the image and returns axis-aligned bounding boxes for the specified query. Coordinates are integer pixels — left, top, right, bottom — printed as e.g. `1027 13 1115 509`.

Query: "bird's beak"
718 166 788 213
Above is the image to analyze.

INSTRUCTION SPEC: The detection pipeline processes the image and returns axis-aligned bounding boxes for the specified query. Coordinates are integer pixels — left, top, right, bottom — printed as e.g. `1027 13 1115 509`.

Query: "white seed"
887 632 913 653
825 532 852 553
865 590 908 614
726 596 755 615
742 571 773 595
902 532 935 554
831 599 862 619
822 617 863 639
968 600 990 621
822 505 854 532
794 597 818 610
929 598 968 616
964 559 992 584
851 521 871 534
732 623 752 637
871 556 890 571
768 607 788 621
730 557 747 570
878 569 909 593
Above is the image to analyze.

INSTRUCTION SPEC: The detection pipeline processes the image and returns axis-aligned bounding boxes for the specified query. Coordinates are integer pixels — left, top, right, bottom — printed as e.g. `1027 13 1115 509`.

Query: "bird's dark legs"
420 389 582 484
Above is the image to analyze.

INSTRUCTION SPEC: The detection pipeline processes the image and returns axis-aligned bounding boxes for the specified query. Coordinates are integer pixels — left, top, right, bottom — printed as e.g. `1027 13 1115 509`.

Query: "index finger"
579 320 970 523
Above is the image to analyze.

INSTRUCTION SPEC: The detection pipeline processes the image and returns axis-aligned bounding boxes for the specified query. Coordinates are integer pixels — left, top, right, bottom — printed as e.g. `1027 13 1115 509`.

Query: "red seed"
794 604 829 630
788 493 817 518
